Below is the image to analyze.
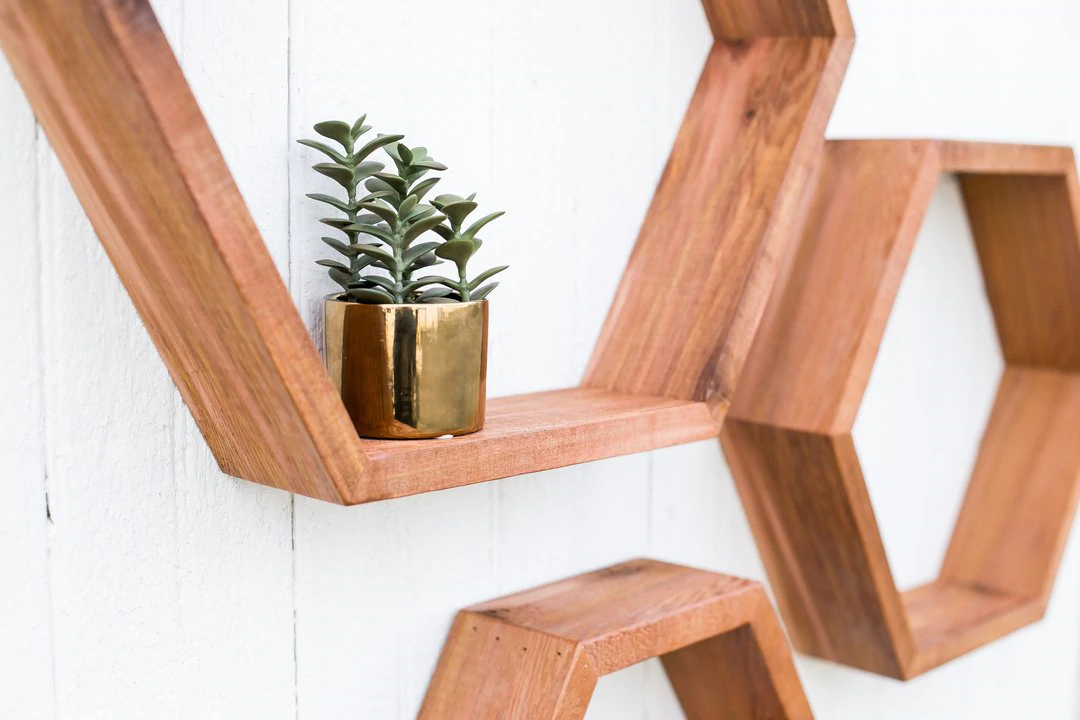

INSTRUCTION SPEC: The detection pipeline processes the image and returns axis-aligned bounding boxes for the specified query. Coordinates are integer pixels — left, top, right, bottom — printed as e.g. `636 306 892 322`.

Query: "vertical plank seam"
34 114 60 720
285 0 301 715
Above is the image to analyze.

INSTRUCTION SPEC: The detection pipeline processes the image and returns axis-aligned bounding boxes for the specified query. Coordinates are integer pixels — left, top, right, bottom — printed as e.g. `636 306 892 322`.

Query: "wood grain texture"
0 0 853 504
701 0 853 39
721 421 913 677
584 31 853 423
723 139 1080 679
962 172 1080 370
731 140 940 433
359 389 717 502
419 559 812 719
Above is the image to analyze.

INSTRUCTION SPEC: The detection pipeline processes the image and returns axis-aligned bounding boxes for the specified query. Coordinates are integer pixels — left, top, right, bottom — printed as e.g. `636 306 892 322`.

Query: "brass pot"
323 296 488 439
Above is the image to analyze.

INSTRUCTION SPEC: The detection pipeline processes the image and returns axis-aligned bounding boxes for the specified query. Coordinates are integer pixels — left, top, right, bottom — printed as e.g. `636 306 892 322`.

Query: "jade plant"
299 115 507 304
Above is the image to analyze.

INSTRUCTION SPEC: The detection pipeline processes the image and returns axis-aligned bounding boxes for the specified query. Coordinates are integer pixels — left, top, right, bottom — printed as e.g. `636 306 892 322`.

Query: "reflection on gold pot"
323 296 488 439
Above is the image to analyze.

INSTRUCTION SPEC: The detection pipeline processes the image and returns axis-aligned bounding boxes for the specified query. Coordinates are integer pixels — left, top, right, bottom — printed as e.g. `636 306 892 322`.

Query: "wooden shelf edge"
419 559 814 720
903 580 1043 679
352 390 717 504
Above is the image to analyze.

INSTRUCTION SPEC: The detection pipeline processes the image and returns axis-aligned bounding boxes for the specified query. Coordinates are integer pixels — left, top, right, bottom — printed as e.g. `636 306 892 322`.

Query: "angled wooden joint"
0 0 853 504
420 559 813 719
723 139 1080 678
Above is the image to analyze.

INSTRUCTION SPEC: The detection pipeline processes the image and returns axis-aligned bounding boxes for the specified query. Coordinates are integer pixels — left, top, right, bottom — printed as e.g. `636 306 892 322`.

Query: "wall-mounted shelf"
723 139 1080 679
420 559 814 719
0 0 852 504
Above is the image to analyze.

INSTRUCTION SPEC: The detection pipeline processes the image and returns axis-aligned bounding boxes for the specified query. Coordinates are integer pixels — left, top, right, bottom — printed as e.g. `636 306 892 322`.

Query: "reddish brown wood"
358 389 717 502
723 139 1080 679
0 0 853 504
584 29 853 422
420 559 813 719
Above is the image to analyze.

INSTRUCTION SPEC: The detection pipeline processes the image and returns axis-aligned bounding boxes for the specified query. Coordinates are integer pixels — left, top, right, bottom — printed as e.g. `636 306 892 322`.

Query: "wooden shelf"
0 0 852 504
420 559 814 719
358 389 717 501
722 140 1080 679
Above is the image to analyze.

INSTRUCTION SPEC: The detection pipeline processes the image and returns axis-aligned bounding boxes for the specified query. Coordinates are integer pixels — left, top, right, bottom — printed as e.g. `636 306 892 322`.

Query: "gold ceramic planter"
323 296 488 439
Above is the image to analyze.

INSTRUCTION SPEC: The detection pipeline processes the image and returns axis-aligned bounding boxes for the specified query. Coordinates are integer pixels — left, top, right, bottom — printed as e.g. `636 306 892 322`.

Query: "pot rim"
323 293 488 309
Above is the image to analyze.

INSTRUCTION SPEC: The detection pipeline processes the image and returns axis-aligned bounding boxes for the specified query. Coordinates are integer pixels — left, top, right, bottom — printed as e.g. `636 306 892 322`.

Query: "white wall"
1 0 1078 718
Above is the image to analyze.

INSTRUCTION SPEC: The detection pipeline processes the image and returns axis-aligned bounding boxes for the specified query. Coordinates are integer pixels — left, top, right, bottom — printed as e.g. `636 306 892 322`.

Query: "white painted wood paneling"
154 2 297 716
2 0 1080 718
0 52 54 720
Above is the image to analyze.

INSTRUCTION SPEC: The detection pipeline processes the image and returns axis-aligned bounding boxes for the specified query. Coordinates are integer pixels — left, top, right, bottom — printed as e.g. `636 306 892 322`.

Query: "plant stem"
392 231 405 303
459 267 470 302
344 137 360 282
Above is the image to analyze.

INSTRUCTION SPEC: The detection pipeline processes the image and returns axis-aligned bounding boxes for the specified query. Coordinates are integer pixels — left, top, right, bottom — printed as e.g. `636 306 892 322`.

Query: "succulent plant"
430 195 507 302
299 115 507 304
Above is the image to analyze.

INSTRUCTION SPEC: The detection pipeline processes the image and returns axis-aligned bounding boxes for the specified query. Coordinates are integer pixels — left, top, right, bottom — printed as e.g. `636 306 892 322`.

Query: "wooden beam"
419 559 813 719
721 422 912 678
730 140 939 434
584 31 852 424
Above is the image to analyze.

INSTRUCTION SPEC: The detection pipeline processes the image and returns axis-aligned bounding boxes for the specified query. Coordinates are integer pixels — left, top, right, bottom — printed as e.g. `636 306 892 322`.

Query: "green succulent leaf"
434 239 477 268
463 211 505 239
347 286 394 304
361 275 397 292
358 190 395 204
352 244 397 267
403 205 437 223
313 163 355 189
327 268 352 290
402 276 448 294
298 139 347 164
432 194 465 209
321 237 360 257
373 172 408 195
348 224 394 244
350 115 369 139
365 177 398 198
398 195 419 218
416 286 455 302
410 177 441 202
471 282 499 301
357 201 397 227
402 241 441 268
468 265 508 290
354 133 405 162
352 160 385 182
411 252 442 270
403 213 447 245
440 201 478 229
431 224 454 241
319 217 355 232
306 193 353 213
413 159 448 171
313 121 353 147
397 144 414 165
411 147 429 162
315 258 350 272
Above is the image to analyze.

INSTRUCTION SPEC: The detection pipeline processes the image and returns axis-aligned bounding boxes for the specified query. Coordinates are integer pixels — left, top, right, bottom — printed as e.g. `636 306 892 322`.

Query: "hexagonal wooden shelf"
421 559 813 719
722 139 1080 679
0 0 853 504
